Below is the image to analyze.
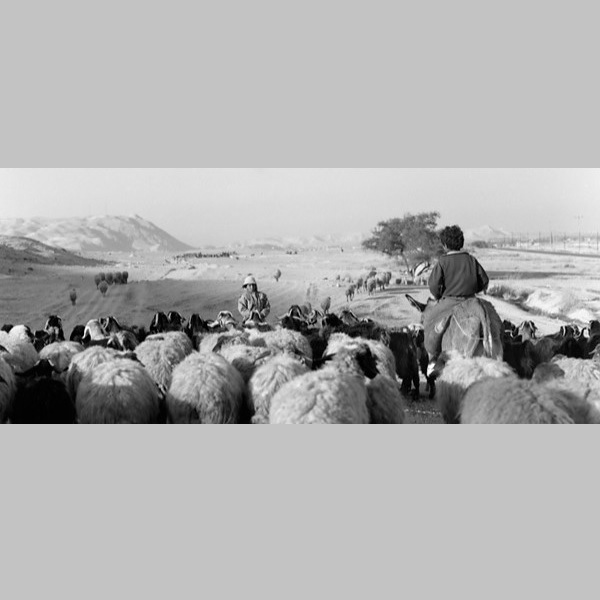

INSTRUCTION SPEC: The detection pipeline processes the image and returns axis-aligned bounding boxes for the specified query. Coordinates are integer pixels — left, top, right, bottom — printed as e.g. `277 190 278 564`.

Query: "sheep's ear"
405 294 426 313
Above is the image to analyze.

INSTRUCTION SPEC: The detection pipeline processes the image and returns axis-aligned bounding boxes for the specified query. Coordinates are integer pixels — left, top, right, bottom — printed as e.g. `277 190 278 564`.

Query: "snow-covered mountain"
0 215 192 253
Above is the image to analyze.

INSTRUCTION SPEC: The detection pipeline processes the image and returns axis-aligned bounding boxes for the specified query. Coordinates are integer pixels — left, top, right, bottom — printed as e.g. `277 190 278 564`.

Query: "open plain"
3 244 600 333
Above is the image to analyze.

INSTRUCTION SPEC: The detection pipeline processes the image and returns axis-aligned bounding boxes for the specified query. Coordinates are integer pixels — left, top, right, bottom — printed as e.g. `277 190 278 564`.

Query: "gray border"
2 2 598 598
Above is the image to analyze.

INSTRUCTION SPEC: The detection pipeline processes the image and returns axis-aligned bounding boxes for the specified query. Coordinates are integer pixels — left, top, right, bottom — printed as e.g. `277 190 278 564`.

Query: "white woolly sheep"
66 346 122 400
326 333 397 380
39 341 85 374
0 326 39 374
435 355 517 424
366 374 405 424
269 345 379 424
269 369 370 424
76 359 163 424
248 354 311 422
135 332 193 391
143 331 193 356
218 344 273 384
167 352 249 424
460 377 600 424
199 330 254 354
536 357 600 413
550 356 600 386
323 340 402 423
0 355 17 423
247 328 313 367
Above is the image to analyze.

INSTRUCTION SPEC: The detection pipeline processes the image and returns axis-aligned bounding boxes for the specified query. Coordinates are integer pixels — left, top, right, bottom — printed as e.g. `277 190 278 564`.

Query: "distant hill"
0 235 104 273
230 227 514 251
464 225 511 242
231 232 368 251
0 215 193 253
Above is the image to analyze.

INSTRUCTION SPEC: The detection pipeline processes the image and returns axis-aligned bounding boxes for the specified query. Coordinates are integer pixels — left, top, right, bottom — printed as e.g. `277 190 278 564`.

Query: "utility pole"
575 215 583 253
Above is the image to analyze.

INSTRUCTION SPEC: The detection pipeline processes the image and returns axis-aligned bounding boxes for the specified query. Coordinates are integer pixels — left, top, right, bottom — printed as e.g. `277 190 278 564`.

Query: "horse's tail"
477 298 503 359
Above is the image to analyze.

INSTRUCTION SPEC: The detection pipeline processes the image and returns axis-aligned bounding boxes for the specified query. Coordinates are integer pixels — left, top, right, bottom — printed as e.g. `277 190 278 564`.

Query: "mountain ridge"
0 215 192 253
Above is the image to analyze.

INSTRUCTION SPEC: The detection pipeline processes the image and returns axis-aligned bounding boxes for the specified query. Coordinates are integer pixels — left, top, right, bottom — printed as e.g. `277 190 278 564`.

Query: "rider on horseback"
424 225 489 375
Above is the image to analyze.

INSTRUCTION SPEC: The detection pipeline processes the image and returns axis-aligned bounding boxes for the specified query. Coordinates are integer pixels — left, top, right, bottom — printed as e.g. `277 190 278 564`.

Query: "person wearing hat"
238 275 271 325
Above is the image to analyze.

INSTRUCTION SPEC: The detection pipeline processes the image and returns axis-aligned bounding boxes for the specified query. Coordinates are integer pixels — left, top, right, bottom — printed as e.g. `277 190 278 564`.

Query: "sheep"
534 357 600 413
143 331 193 356
502 339 537 379
166 311 186 331
460 377 600 424
323 341 403 423
248 354 311 423
366 374 405 424
39 341 85 374
69 325 85 344
247 328 313 368
549 356 600 386
76 360 164 424
0 325 39 374
340 308 360 326
10 375 76 424
82 319 108 345
167 352 249 424
269 345 376 424
184 314 210 349
325 333 396 380
199 329 252 354
406 324 435 398
134 333 193 391
388 328 420 399
44 315 65 343
517 320 538 341
107 330 139 351
66 346 123 400
345 284 356 302
0 355 17 423
269 370 369 424
320 297 331 315
218 344 273 384
367 279 376 295
531 362 566 384
435 355 518 424
149 312 169 334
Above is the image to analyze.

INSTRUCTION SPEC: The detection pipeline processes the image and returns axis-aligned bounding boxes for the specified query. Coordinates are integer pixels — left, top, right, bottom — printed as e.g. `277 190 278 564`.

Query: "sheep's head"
317 344 380 380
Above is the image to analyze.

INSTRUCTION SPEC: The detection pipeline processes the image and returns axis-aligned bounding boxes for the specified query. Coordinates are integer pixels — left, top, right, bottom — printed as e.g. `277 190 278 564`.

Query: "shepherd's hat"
243 275 257 288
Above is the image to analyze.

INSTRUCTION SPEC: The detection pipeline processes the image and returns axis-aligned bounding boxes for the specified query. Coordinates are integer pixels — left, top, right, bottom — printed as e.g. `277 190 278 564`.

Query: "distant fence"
478 232 600 255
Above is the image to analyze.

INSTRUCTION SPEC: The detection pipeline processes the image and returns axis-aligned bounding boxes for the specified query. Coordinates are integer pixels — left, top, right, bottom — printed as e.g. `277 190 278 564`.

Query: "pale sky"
1 168 599 246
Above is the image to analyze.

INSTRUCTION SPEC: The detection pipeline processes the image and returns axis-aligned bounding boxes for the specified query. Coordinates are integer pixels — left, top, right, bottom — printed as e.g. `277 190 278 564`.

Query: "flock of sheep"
0 313 405 424
1 296 600 424
339 270 395 302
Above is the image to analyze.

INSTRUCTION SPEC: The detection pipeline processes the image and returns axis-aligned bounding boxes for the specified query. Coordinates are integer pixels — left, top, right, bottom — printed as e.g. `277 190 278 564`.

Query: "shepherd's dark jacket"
428 251 489 300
